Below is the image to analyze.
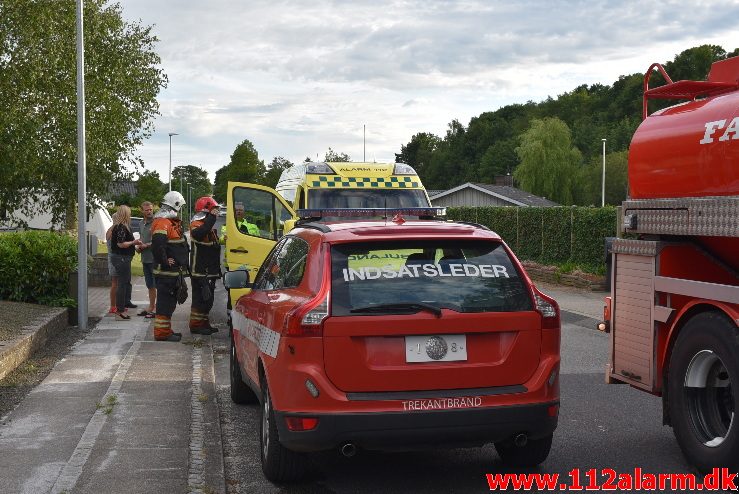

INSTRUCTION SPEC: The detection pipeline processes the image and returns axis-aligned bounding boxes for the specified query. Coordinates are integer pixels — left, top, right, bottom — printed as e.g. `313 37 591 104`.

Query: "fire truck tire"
667 311 739 473
494 433 552 467
259 379 308 483
230 334 258 404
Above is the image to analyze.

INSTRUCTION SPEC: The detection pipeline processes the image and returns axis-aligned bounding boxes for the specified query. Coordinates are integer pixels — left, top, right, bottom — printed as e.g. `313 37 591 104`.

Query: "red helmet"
194 196 219 212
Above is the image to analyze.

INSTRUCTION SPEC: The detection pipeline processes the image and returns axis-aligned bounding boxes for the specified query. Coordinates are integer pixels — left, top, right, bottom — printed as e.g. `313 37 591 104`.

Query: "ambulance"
224 161 432 307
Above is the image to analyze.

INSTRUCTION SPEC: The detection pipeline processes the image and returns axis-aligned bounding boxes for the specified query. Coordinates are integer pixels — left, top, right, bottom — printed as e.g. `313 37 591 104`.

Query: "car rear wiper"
350 302 442 318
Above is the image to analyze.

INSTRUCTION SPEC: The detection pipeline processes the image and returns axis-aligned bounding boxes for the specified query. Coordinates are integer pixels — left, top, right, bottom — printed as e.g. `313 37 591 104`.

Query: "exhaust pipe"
340 443 357 458
514 433 528 448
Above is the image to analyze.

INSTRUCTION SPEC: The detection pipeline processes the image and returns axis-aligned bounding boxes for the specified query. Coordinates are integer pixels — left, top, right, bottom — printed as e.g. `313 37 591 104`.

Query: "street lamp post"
601 138 607 207
187 183 192 222
168 132 178 191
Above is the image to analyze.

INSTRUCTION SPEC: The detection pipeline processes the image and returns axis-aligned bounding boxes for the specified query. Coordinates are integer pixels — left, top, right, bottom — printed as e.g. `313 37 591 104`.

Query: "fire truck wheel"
667 311 739 473
494 433 552 467
259 377 308 483
230 334 258 404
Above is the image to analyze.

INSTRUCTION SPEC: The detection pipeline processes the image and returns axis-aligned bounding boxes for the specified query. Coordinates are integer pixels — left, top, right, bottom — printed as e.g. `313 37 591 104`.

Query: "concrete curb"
0 307 68 381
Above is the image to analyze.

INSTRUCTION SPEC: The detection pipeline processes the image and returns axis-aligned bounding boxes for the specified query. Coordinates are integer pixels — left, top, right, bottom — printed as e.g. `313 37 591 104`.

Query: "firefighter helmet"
194 196 219 213
161 191 186 212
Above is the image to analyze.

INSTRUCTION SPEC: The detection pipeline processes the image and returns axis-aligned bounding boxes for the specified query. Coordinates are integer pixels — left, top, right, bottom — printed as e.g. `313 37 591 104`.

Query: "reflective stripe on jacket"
190 213 221 278
152 217 189 277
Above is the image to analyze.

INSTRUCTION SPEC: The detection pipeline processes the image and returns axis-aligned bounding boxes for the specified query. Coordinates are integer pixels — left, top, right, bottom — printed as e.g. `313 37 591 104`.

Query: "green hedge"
107 206 145 218
0 231 78 306
447 206 617 269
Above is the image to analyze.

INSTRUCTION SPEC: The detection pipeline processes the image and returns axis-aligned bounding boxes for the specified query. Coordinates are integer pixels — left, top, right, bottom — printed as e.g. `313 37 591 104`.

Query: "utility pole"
168 132 178 191
601 138 607 207
363 124 366 162
75 0 87 330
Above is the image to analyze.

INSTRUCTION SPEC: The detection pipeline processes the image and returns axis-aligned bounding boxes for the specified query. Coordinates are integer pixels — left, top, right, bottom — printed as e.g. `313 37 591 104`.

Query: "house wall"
430 188 514 207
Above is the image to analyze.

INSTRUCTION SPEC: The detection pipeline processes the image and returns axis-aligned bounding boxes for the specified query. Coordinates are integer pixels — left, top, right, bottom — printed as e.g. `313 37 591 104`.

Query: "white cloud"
119 0 739 182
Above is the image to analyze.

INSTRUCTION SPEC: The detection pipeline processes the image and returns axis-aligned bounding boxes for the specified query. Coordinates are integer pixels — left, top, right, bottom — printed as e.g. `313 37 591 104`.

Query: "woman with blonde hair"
110 205 142 320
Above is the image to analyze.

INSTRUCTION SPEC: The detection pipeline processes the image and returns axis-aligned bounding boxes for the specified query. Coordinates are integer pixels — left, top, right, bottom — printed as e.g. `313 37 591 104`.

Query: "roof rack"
295 207 447 222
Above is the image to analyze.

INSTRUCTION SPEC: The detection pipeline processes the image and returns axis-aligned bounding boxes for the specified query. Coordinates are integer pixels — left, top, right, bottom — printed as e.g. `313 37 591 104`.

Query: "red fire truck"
602 55 739 472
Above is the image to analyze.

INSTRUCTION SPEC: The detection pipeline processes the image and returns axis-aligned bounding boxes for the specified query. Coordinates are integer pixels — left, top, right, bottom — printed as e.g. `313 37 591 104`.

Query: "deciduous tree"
324 148 350 162
136 170 165 204
0 0 167 226
263 156 293 189
513 117 582 205
213 138 264 202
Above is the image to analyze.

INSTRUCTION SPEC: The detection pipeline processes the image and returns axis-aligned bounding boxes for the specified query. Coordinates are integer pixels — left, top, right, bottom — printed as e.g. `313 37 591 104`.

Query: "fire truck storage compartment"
611 242 656 388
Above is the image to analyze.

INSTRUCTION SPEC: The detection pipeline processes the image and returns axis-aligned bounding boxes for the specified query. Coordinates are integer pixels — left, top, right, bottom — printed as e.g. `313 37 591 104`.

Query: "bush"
447 205 618 271
0 231 78 306
107 205 145 218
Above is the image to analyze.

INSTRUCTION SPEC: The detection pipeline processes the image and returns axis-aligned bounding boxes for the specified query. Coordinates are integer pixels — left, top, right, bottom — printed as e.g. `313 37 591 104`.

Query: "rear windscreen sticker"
342 263 510 281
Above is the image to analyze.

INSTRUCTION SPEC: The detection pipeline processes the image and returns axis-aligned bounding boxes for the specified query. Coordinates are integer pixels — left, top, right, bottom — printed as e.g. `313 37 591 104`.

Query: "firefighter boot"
154 315 182 342
189 310 214 336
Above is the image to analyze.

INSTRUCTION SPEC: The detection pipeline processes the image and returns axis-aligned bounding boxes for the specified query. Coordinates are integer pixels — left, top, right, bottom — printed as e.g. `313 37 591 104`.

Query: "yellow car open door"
225 182 295 308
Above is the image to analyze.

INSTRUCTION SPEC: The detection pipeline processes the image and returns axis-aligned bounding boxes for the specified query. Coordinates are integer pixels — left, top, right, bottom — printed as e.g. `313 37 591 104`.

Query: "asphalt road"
208 285 731 493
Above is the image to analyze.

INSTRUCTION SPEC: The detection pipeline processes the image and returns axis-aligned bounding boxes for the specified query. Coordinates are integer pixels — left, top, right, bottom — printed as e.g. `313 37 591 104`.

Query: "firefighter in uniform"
151 191 189 342
189 196 221 335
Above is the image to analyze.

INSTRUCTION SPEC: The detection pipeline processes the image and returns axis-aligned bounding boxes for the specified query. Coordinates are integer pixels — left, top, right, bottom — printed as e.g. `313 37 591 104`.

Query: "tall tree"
395 132 440 178
136 170 165 204
170 164 212 220
212 138 264 202
0 0 167 226
577 151 629 206
324 148 350 162
513 117 582 205
263 156 294 189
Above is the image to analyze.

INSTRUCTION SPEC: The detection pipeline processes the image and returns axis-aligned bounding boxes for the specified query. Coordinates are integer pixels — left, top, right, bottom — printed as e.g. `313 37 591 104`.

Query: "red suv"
225 212 560 482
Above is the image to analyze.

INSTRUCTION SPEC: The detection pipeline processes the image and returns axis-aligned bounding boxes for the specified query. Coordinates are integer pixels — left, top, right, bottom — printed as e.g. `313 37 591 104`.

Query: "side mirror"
223 269 252 289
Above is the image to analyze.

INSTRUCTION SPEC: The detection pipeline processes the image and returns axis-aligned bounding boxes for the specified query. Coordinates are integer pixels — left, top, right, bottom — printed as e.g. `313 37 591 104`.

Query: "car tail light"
283 292 329 337
285 416 319 431
533 288 560 330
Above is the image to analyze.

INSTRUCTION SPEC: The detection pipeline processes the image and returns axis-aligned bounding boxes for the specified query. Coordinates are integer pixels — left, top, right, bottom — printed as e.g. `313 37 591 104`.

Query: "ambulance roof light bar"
296 207 447 221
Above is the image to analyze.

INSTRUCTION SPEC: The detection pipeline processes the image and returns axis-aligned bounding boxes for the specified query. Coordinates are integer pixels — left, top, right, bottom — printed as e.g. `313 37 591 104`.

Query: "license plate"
405 334 467 363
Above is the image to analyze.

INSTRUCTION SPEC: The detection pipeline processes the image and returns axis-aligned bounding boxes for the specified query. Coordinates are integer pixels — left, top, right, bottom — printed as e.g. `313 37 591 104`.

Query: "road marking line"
51 322 147 494
188 344 206 493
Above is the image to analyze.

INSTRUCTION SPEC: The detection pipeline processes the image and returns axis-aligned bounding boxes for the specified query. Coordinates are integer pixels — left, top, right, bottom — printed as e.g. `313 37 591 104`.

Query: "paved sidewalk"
0 277 225 494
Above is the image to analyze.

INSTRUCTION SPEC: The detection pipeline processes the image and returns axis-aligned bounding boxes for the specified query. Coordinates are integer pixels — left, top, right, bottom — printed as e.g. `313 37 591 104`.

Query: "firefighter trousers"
154 276 178 340
190 277 216 329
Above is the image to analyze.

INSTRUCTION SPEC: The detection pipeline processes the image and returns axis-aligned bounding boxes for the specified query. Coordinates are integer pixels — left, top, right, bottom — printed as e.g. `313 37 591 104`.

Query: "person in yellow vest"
220 201 259 241
151 191 189 342
189 196 221 335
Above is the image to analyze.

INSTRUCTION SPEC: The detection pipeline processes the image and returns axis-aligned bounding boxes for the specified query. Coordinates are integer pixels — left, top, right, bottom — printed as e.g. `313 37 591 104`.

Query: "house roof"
428 182 559 207
106 180 138 199
425 190 446 197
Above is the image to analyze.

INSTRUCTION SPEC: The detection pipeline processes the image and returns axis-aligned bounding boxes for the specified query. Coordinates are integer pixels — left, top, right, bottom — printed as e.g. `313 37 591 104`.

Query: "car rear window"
330 239 532 316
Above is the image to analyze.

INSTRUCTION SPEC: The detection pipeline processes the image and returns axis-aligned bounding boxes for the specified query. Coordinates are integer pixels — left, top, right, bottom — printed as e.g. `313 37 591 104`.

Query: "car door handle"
230 247 248 253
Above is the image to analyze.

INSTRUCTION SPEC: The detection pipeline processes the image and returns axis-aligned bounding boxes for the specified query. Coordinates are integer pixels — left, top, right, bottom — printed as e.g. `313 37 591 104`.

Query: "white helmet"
161 191 186 212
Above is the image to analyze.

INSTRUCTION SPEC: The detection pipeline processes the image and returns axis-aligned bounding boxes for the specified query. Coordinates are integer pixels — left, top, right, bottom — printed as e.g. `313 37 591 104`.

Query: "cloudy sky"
120 0 739 182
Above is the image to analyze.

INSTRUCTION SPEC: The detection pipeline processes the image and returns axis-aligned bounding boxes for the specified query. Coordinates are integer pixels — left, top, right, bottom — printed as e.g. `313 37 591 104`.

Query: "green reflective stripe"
153 270 179 277
153 229 168 235
192 239 217 246
308 175 421 188
191 243 199 274
168 238 186 244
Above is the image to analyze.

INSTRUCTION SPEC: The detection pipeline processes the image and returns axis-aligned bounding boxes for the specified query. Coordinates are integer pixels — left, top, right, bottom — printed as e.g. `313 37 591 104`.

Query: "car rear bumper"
274 401 558 452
